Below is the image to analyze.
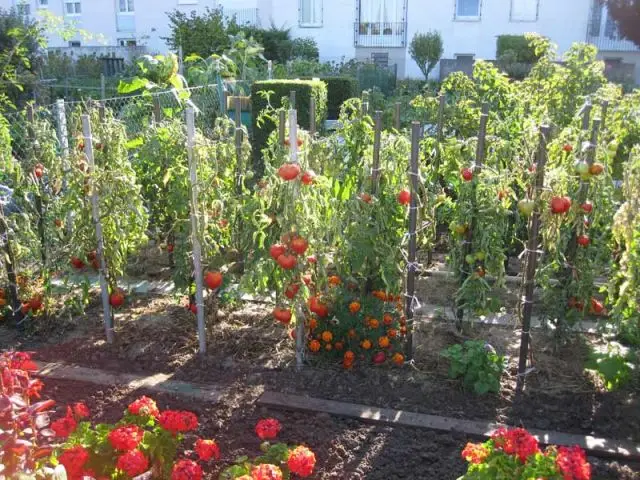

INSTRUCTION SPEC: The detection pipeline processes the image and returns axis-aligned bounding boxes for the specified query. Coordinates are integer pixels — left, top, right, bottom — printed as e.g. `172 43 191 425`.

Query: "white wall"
404 0 592 78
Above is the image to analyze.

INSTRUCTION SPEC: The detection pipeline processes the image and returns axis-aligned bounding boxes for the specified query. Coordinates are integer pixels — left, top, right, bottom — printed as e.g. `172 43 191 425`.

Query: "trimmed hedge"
321 77 358 120
496 35 538 63
251 79 327 173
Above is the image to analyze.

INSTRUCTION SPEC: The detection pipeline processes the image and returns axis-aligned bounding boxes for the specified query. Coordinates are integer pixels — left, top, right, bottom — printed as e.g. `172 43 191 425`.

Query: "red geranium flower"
171 459 203 480
108 425 145 451
492 427 540 463
116 449 149 477
59 445 90 480
51 413 77 438
287 445 316 477
251 464 283 480
127 396 160 418
73 402 90 419
255 418 281 440
158 410 199 434
195 438 220 461
556 446 591 480
461 442 489 464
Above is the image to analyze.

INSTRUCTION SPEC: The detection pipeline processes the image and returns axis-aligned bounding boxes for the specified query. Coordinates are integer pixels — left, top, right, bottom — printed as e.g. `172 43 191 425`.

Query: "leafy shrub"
233 24 293 64
496 34 540 63
250 79 327 173
409 31 444 80
165 7 230 58
321 76 358 119
441 340 506 394
292 37 319 61
584 347 635 391
459 427 592 479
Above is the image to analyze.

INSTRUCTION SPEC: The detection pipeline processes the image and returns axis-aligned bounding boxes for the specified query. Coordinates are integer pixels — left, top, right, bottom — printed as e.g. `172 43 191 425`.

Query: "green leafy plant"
409 31 443 80
441 340 506 394
291 37 319 61
585 346 635 391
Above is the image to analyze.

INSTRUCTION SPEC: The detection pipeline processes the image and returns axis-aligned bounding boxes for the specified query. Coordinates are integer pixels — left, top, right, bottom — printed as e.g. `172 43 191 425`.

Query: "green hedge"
251 79 327 173
320 77 358 119
496 35 538 63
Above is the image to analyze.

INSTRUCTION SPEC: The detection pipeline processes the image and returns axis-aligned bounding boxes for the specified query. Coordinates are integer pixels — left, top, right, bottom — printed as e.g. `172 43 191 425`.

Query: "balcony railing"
586 34 640 53
354 22 407 48
224 7 261 27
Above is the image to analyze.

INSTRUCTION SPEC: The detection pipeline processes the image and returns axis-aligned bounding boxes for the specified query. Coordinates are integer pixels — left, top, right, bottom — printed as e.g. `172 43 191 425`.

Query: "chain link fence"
4 84 224 161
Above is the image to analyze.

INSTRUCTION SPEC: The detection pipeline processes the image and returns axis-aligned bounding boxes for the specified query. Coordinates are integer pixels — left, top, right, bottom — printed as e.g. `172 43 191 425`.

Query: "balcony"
116 13 136 33
354 22 407 48
586 34 639 53
223 7 261 27
586 2 639 52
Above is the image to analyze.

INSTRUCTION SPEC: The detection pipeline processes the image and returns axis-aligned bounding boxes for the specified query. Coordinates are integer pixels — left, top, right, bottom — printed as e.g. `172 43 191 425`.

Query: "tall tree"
602 0 640 46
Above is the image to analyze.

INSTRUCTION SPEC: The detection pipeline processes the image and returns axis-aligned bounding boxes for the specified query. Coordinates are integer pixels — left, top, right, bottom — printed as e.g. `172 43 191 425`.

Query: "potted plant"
371 23 381 35
383 25 393 35
359 22 370 35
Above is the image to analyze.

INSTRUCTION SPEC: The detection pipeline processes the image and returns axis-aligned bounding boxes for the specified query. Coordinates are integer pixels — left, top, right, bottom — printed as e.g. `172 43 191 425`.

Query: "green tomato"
465 254 476 265
574 160 589 175
475 251 486 261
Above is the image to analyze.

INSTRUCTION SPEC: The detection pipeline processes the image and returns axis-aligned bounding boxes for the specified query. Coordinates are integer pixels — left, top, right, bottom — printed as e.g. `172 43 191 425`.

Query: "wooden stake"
153 95 162 124
405 121 421 360
82 115 113 344
581 101 592 131
234 96 243 194
394 102 401 130
371 111 382 195
600 100 609 133
456 103 489 329
516 125 550 393
186 107 207 355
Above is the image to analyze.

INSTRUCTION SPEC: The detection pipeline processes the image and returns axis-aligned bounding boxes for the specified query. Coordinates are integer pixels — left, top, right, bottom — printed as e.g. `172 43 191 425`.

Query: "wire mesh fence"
4 84 224 161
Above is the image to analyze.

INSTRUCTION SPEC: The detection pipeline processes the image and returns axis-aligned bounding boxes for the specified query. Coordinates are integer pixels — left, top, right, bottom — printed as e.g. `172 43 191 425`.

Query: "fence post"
82 114 113 344
581 100 592 131
186 106 207 355
600 100 609 133
153 95 162 125
234 96 243 193
289 90 296 110
267 60 273 80
309 97 316 136
278 110 286 146
371 111 382 194
456 103 489 329
404 121 421 360
100 74 106 101
516 125 550 393
394 102 401 130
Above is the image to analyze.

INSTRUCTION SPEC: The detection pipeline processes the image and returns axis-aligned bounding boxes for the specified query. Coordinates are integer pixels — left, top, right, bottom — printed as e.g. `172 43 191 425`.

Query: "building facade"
4 0 640 83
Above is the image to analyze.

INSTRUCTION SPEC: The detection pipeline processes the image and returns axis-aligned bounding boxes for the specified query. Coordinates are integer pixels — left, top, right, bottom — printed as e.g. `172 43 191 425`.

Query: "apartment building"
5 0 640 83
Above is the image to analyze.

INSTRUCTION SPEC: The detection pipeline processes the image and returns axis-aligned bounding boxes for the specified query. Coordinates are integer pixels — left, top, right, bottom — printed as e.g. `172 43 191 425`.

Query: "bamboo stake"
405 121 421 360
456 103 489 329
234 96 243 194
186 107 207 355
394 102 401 130
82 115 113 344
516 125 550 394
371 111 382 194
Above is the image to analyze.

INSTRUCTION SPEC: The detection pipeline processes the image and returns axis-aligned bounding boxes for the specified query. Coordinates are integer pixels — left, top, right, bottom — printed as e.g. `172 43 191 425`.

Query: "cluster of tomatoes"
277 162 316 185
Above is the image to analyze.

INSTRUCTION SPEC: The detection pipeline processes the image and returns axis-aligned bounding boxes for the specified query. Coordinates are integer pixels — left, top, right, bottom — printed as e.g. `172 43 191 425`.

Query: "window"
38 0 48 7
65 1 81 15
455 0 481 19
119 38 137 46
510 0 538 21
118 0 134 12
177 0 198 5
69 40 81 47
299 0 322 27
16 2 31 15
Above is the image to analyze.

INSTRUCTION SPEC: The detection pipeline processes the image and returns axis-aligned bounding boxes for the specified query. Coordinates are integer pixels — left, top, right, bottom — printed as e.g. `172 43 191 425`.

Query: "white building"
4 0 640 83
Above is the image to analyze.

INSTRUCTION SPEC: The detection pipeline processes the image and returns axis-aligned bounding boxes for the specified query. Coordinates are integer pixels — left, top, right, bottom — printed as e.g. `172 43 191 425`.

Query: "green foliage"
118 54 187 97
320 77 358 119
585 347 635 391
409 31 444 80
496 35 539 63
441 341 506 394
165 7 230 58
291 37 319 61
232 24 293 64
250 79 327 173
42 51 103 79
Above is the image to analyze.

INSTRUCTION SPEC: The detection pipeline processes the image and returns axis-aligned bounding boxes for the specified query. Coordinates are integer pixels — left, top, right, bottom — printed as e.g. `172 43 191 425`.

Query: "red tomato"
590 297 605 315
278 162 301 181
562 196 572 212
29 296 42 311
109 292 125 308
577 235 590 247
360 192 372 204
580 202 593 214
189 303 197 314
563 144 573 153
589 163 604 175
34 167 44 178
301 170 316 185
70 257 85 270
397 189 411 206
461 168 473 182
302 274 312 285
277 254 297 270
291 237 308 255
273 307 292 324
21 302 31 315
285 283 300 299
270 244 287 260
204 271 223 290
167 243 175 253
307 255 317 264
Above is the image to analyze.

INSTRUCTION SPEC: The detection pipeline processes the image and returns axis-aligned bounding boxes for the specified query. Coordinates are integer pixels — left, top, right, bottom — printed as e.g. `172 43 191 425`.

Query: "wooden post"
394 102 401 130
436 95 446 148
153 95 162 124
581 101 592 131
100 74 106 101
404 122 421 360
600 100 609 133
456 103 489 329
186 107 206 355
278 110 286 146
516 125 550 393
309 97 316 136
98 102 105 122
234 96 243 193
371 111 382 194
82 115 113 344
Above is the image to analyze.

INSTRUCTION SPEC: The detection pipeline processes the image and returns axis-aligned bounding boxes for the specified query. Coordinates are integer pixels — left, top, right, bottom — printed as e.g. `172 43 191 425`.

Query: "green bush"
441 340 506 395
496 35 538 63
409 31 444 80
291 37 319 61
251 79 327 173
321 77 358 119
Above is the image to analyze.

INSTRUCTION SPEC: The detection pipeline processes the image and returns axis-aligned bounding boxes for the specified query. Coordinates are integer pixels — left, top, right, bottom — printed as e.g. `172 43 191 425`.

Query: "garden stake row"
404 121 421 360
516 125 550 394
234 96 243 194
455 103 489 329
81 114 113 344
186 106 207 355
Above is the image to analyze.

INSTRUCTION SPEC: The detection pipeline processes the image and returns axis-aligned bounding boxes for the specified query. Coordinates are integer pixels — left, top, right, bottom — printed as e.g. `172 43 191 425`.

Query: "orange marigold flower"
255 418 282 440
349 301 361 314
195 438 221 461
328 275 341 286
334 341 344 351
378 336 390 348
368 318 379 329
461 442 489 464
343 359 354 369
344 351 356 362
387 328 398 338
361 339 372 350
308 317 318 330
321 330 333 343
287 445 317 478
309 339 321 352
383 313 393 326
348 328 357 338
392 352 404 366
